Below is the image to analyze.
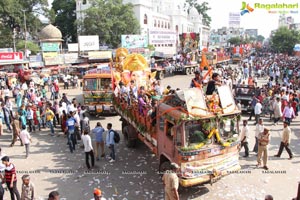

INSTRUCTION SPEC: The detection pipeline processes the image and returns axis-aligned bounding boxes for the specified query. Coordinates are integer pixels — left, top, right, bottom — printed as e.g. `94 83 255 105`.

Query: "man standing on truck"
162 163 180 200
190 71 202 88
206 73 222 95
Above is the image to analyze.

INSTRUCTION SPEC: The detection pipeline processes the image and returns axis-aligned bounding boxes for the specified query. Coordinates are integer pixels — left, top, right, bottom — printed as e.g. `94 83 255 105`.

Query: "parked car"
233 84 257 113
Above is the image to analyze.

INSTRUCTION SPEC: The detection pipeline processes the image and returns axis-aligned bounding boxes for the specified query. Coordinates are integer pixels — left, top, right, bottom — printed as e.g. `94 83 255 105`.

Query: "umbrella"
123 53 149 71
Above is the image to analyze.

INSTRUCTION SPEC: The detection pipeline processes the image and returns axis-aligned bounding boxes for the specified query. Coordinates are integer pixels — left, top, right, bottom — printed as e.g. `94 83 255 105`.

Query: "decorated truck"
82 65 115 115
113 53 242 187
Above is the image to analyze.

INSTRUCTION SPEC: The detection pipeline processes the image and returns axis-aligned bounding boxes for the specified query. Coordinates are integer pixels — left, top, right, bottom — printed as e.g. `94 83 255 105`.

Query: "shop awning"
0 60 29 66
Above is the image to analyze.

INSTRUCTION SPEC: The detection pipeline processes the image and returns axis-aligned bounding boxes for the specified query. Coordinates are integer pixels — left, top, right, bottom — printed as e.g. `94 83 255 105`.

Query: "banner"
121 35 148 48
43 52 58 58
148 30 177 45
64 53 83 64
88 51 112 60
0 52 23 62
78 35 99 51
41 43 60 52
44 55 64 66
68 43 78 52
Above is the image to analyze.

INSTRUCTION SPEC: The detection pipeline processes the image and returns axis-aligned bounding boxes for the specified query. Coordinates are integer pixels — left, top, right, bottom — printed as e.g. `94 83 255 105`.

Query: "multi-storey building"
76 0 210 55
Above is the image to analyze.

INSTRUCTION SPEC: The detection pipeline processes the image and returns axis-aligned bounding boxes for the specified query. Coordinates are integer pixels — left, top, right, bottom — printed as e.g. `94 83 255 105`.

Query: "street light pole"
13 28 16 52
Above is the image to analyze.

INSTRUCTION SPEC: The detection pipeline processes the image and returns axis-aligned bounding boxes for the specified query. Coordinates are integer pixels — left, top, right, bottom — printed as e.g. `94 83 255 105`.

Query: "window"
175 25 178 32
168 23 170 29
158 20 160 28
166 121 174 139
83 0 87 4
185 120 212 146
154 20 156 27
144 14 148 24
165 22 167 28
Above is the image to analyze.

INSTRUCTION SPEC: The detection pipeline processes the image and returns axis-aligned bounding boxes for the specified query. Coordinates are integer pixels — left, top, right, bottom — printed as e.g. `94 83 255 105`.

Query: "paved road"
1 74 299 200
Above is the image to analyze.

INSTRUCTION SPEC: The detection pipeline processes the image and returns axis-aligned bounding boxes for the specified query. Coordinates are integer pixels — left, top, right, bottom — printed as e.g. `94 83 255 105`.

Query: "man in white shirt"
240 120 249 157
20 125 32 158
81 129 94 169
253 118 264 154
254 100 262 124
274 121 293 159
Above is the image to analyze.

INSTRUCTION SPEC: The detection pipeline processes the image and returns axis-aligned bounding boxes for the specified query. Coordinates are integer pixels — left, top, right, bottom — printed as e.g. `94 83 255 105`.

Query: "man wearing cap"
92 188 106 200
162 163 180 200
190 71 202 88
257 128 270 170
274 121 293 159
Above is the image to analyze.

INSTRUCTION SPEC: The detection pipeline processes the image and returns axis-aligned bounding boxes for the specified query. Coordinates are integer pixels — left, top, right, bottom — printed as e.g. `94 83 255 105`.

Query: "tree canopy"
184 0 211 26
270 27 300 55
16 40 40 55
78 0 140 48
51 0 77 43
0 0 48 48
228 37 241 46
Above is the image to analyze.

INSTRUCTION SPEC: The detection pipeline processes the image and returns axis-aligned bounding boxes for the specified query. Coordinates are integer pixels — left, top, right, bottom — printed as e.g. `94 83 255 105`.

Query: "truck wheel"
159 71 164 80
159 161 171 172
185 68 191 75
123 126 136 148
190 67 195 74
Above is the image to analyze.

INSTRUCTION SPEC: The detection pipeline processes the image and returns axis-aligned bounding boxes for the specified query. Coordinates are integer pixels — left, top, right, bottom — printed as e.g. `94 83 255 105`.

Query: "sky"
47 0 300 38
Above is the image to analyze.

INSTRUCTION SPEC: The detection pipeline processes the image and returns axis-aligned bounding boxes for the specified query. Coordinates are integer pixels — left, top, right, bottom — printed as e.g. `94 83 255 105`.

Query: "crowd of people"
0 75 114 199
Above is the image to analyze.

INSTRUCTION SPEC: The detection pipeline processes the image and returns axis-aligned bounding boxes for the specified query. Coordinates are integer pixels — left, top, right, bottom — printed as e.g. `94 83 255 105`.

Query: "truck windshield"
184 120 212 146
83 78 112 91
218 116 238 139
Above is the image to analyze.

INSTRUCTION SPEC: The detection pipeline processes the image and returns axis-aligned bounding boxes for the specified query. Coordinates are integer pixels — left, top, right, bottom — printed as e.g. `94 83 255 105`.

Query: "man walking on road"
253 118 264 154
1 156 21 200
274 121 293 159
162 163 180 200
82 129 94 169
257 128 270 170
106 123 115 163
92 122 105 161
254 100 262 125
19 125 32 158
65 114 76 153
240 120 249 157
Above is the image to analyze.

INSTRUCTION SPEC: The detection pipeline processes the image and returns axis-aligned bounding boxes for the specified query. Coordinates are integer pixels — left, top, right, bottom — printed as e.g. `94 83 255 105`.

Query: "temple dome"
39 24 63 41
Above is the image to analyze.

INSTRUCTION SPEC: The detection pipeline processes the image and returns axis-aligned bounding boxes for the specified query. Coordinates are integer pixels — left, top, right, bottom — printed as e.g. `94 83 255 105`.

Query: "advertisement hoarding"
121 35 148 49
88 51 112 60
68 43 79 52
41 43 60 52
64 53 84 64
0 52 23 62
78 35 99 51
148 30 176 45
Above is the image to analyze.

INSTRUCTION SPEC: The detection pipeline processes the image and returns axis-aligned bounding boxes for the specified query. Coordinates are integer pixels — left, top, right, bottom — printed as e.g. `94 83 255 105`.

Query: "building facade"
76 0 210 55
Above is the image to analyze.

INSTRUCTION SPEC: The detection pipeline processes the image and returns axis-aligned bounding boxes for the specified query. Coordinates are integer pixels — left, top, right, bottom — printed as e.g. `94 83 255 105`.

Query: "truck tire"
185 68 191 75
190 67 195 74
123 126 136 148
159 71 165 80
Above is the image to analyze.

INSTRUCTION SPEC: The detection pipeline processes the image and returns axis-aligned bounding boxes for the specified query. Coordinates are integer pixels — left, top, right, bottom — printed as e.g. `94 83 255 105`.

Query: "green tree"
0 0 48 48
78 0 140 48
228 37 241 46
184 0 211 26
51 0 77 43
270 27 300 55
16 40 40 55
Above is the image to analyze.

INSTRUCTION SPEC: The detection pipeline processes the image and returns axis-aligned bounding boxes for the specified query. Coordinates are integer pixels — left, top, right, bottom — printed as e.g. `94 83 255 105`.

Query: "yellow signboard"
43 52 58 58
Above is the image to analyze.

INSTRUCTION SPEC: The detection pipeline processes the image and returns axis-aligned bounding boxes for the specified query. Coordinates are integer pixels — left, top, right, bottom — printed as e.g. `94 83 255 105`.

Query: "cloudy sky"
47 0 299 37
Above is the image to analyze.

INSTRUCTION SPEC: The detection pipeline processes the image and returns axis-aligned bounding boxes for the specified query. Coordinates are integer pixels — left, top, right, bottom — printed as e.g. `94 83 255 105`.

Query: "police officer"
257 128 270 170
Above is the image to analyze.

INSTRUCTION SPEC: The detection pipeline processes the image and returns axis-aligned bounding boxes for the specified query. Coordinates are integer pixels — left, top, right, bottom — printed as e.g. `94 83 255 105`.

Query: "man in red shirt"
1 156 20 200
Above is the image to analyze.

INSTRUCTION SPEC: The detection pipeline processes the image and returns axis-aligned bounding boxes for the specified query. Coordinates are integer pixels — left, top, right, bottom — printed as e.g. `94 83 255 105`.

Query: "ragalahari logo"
240 2 254 15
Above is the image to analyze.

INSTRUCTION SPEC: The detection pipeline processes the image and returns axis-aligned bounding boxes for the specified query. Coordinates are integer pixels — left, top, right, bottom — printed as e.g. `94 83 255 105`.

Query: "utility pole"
13 28 16 52
22 10 27 57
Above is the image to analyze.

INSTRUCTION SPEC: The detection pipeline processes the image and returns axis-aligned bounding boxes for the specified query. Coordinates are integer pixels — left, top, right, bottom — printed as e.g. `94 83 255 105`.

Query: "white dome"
189 7 199 16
